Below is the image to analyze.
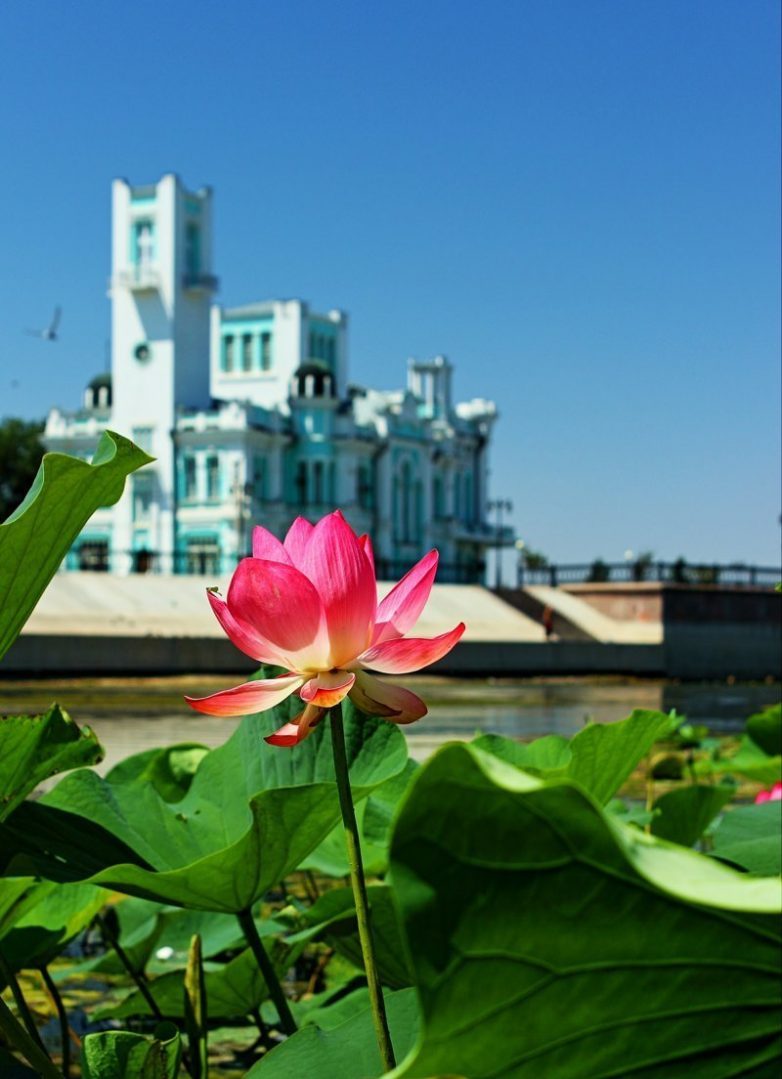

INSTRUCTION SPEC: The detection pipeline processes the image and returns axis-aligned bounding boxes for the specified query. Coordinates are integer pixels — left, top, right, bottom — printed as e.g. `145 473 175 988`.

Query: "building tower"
109 174 216 572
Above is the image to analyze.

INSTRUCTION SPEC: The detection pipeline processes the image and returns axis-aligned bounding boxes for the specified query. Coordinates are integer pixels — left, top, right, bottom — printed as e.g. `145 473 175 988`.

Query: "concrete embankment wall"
2 575 778 680
4 633 666 678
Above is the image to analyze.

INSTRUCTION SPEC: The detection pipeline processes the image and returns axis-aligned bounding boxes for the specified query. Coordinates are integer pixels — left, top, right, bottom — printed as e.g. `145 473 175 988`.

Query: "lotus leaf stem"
39 965 71 1078
237 909 296 1036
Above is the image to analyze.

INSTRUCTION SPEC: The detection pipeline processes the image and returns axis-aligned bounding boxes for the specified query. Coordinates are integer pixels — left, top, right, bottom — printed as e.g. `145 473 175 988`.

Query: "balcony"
183 272 219 293
111 266 160 292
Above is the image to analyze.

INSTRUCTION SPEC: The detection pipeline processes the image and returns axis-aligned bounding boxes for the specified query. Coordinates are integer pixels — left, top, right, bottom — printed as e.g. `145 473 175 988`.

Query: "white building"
45 173 509 582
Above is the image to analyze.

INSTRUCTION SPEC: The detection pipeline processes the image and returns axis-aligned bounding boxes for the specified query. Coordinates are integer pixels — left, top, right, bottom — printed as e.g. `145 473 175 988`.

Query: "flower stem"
329 703 396 1072
0 995 62 1079
39 965 72 1078
237 909 296 1036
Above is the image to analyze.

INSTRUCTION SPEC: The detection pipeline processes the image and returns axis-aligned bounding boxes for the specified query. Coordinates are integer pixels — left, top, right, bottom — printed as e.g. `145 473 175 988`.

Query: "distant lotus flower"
754 782 782 805
186 510 465 746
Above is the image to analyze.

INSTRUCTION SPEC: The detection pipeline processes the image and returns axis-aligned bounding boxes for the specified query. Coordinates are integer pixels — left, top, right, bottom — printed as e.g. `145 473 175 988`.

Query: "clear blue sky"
1 0 779 565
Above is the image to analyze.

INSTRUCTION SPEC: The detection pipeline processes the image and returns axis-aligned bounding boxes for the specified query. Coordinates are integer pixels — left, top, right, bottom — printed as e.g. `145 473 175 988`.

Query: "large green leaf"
105 744 209 803
696 737 782 787
97 941 295 1021
81 1022 182 1079
287 883 414 989
0 882 107 973
475 709 677 805
2 706 408 912
712 801 782 877
746 704 782 758
0 705 103 821
84 897 258 976
651 784 735 847
0 430 152 661
248 988 420 1078
565 709 679 804
302 760 418 876
388 744 782 1079
0 880 50 939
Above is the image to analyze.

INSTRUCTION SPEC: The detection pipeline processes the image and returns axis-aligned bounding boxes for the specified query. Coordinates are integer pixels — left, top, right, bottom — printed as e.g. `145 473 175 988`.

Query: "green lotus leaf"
302 759 418 876
475 708 677 805
0 881 106 974
286 882 414 989
84 897 262 975
0 430 152 661
697 736 782 786
247 988 420 1078
746 704 782 758
81 1021 182 1079
0 705 103 822
1 705 408 913
105 744 210 803
712 800 782 877
0 879 51 940
387 744 782 1079
651 783 735 847
97 941 296 1021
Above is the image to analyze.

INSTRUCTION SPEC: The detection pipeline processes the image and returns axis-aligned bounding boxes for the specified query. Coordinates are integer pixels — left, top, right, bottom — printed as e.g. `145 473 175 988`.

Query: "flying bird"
24 306 61 341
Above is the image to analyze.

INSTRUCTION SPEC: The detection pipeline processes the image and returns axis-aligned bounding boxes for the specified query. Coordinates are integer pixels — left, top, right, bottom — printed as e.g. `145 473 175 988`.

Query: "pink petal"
283 517 314 568
185 674 303 717
300 670 356 708
252 525 292 564
207 590 290 667
265 704 327 747
359 533 375 577
298 511 377 668
358 622 465 674
349 671 427 725
373 550 439 646
227 558 330 670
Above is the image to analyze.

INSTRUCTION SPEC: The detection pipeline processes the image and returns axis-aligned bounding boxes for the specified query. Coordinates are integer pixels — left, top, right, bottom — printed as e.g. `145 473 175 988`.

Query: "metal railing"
63 548 487 584
518 561 781 589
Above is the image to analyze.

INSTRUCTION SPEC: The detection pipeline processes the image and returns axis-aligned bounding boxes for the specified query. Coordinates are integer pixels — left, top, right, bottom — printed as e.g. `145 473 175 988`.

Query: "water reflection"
1 676 777 773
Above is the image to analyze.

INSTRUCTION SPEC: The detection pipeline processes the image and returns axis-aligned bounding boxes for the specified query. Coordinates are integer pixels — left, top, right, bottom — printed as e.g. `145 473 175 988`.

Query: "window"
185 223 200 276
133 473 154 522
313 461 324 504
185 537 220 575
433 475 444 519
206 455 220 500
401 461 412 542
183 456 197 501
357 464 373 510
260 332 272 370
242 334 253 372
223 335 235 372
79 541 109 572
327 337 336 365
132 220 155 266
295 461 307 506
253 456 266 502
132 426 154 453
308 331 315 358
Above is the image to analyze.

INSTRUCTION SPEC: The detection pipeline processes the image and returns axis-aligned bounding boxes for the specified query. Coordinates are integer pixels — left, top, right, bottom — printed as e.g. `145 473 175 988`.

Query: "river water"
1 675 779 769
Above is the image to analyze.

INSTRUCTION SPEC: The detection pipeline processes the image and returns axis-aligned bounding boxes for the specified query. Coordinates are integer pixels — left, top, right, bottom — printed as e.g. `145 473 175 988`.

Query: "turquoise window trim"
130 218 155 266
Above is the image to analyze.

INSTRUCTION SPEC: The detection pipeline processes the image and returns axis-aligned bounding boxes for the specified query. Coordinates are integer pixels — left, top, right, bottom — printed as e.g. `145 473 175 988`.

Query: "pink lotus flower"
186 511 465 746
754 782 782 805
